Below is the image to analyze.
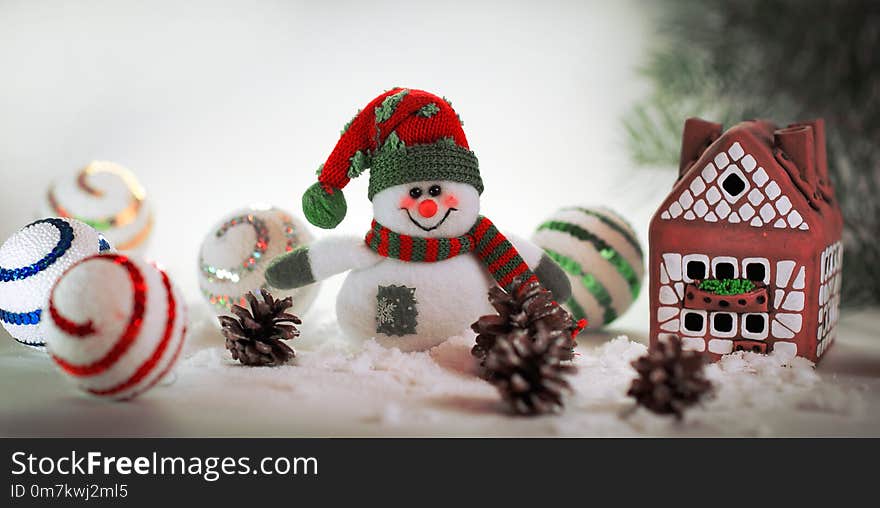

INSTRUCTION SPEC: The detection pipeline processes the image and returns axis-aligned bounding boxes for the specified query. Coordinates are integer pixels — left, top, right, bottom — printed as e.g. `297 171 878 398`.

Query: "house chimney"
774 125 819 203
679 118 723 178
790 119 833 201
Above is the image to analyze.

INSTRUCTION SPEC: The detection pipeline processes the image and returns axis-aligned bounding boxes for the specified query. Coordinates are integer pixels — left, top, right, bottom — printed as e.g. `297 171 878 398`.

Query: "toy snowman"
266 88 572 351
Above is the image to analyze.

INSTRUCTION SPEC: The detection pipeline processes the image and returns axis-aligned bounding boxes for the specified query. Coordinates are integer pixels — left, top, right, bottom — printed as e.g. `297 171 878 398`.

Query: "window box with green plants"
683 278 769 313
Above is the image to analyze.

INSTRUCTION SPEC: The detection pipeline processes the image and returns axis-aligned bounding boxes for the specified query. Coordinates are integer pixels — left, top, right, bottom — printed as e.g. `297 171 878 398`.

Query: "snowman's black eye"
428 185 442 197
409 187 423 199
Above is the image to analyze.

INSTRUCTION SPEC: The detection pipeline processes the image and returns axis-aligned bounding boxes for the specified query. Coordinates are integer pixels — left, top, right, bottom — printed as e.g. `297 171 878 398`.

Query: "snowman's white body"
337 249 496 351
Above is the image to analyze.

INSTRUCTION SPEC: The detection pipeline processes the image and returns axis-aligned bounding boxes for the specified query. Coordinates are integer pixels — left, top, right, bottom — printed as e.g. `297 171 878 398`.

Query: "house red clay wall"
649 217 821 362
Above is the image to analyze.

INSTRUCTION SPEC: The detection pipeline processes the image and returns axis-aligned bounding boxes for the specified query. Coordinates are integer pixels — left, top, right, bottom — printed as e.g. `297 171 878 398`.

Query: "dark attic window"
715 262 736 279
687 260 707 280
713 313 734 333
745 314 766 334
722 172 747 196
745 263 766 282
683 312 704 332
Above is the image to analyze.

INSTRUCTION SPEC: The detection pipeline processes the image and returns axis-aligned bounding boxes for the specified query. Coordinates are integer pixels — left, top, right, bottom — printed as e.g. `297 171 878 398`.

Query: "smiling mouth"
402 208 457 232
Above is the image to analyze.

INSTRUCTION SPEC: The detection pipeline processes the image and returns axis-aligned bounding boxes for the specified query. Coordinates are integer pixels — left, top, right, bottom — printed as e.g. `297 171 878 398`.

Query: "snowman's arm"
507 234 572 303
265 236 383 289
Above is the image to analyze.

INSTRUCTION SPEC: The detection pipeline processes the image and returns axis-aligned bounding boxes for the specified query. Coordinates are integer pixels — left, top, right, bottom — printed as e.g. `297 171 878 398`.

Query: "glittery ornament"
0 218 113 348
531 206 644 330
42 161 153 251
44 253 187 400
198 205 319 318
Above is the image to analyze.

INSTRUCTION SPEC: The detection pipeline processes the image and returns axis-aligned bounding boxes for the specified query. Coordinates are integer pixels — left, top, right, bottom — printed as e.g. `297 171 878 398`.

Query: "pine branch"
625 0 880 305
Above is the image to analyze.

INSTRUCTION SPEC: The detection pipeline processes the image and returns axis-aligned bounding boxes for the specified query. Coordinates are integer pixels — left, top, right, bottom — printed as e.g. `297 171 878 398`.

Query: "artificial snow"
163 301 868 437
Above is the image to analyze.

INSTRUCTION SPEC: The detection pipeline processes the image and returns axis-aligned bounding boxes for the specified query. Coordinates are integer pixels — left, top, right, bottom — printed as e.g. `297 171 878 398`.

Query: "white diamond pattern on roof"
728 142 745 161
748 188 764 206
679 190 694 209
660 142 810 230
706 187 721 205
690 177 706 196
702 163 717 183
753 167 769 187
776 196 792 214
759 203 776 222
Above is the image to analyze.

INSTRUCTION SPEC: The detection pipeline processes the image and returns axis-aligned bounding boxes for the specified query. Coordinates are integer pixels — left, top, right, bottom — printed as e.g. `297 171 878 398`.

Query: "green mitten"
265 247 315 289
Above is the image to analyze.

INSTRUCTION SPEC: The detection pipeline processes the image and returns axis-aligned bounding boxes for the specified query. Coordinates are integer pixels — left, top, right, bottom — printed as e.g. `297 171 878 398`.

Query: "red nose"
418 199 438 218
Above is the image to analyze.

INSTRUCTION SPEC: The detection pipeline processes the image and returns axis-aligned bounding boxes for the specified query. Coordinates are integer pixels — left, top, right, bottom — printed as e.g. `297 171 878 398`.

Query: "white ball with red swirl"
44 254 187 400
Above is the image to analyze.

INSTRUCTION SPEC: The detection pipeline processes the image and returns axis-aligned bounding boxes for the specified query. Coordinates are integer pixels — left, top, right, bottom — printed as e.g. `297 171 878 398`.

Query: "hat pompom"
302 182 347 229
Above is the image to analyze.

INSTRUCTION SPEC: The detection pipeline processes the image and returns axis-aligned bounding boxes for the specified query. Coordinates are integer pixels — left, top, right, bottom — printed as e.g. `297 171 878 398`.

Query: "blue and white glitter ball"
0 217 112 348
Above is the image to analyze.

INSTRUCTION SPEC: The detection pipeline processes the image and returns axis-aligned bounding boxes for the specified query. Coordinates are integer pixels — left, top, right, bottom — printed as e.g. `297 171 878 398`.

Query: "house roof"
653 118 836 233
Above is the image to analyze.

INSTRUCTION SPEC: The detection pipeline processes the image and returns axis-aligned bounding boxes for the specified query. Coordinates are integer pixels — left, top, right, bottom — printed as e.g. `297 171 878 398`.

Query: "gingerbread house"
649 118 843 363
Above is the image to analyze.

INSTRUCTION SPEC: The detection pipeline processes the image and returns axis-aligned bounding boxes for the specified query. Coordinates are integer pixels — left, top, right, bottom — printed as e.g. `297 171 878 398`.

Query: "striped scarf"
365 216 538 292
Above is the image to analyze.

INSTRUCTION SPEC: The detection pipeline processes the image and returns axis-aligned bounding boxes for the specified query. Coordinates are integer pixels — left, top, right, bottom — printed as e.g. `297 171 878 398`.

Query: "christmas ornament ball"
198 205 319 318
44 254 187 400
531 206 644 330
41 161 153 252
0 217 113 348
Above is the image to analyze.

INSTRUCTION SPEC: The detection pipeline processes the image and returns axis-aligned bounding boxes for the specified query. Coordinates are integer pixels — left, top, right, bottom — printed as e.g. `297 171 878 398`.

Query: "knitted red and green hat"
302 88 483 229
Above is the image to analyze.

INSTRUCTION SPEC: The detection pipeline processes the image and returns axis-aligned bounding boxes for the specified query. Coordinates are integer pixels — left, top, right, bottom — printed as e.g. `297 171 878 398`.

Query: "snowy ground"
1 292 877 437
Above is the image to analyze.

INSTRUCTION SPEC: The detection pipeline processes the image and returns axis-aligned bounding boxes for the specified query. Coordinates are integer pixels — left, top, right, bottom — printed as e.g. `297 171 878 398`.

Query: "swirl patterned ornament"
43 161 153 251
44 254 187 400
0 218 113 348
531 206 644 330
198 205 319 318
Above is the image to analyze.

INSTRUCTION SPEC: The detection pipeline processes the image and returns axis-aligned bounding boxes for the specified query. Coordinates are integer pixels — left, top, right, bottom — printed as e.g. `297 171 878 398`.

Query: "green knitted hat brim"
367 143 482 200
302 182 347 229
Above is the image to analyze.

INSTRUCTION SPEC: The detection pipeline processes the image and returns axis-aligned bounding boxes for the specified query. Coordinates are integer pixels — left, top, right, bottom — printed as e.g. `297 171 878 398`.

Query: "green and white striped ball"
531 206 644 330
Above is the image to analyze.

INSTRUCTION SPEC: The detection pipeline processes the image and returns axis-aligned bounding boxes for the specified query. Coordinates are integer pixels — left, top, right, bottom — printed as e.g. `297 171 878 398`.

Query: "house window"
742 258 770 284
722 172 747 196
680 310 707 336
687 261 706 280
715 263 735 279
712 256 738 279
745 263 765 281
733 340 768 354
682 254 709 283
710 312 737 338
741 313 769 340
714 314 733 332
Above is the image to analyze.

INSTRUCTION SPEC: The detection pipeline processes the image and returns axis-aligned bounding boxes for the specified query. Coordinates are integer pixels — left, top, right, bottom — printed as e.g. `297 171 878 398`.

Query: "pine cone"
219 289 301 367
627 335 713 419
471 276 579 363
484 330 576 415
